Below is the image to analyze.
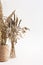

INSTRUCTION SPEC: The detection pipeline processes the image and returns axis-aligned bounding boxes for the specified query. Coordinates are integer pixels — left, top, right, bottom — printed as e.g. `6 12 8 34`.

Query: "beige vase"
0 45 10 62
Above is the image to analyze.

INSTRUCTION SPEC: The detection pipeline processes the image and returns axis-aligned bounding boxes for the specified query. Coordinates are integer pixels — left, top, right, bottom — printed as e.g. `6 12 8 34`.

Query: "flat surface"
0 0 43 65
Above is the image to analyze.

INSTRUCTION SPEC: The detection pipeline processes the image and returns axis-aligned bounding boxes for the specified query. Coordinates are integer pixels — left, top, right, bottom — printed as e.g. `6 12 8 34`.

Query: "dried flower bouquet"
0 0 30 61
4 10 30 58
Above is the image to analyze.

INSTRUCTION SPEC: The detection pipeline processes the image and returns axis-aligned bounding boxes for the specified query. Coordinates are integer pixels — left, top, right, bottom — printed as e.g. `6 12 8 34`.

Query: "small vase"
10 42 16 58
0 44 10 62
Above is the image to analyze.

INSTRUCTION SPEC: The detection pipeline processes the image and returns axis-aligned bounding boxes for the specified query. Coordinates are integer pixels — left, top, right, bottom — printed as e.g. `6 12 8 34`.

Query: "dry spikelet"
7 10 15 21
15 16 18 26
14 11 15 22
18 19 22 27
